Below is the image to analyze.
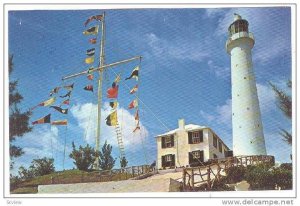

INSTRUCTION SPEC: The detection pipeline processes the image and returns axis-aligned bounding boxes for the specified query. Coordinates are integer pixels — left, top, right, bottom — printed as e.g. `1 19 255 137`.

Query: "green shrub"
244 164 293 190
244 164 275 190
225 166 246 184
210 178 235 191
272 168 292 190
69 142 98 171
279 163 292 171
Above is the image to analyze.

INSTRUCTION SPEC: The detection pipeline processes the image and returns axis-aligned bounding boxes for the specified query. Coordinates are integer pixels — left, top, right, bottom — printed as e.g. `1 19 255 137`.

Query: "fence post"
132 166 135 177
217 164 221 181
191 169 194 190
182 168 186 191
207 168 211 190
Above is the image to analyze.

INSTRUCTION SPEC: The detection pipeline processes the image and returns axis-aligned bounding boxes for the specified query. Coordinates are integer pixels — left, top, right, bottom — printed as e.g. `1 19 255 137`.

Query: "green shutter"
200 151 204 162
188 132 192 144
188 152 193 165
171 154 175 167
171 135 174 147
199 130 203 142
161 136 166 148
162 155 165 168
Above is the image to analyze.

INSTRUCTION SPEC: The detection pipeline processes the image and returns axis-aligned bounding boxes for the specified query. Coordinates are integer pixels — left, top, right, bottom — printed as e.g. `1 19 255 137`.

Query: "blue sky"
9 8 292 173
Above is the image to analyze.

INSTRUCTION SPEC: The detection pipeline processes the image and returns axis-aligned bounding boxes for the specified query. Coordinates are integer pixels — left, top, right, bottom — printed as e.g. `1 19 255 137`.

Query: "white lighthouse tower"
226 14 267 156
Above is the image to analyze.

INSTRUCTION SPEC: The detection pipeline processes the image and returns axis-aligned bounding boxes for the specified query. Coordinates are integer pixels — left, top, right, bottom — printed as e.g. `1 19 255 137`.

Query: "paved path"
38 164 227 193
38 177 181 193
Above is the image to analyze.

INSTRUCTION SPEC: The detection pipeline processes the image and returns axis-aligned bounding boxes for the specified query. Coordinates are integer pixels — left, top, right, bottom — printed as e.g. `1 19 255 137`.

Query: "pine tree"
269 81 292 145
120 156 128 168
99 141 116 170
9 54 32 168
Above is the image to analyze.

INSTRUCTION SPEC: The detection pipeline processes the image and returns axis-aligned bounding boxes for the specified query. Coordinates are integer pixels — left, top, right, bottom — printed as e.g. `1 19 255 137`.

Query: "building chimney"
178 119 185 130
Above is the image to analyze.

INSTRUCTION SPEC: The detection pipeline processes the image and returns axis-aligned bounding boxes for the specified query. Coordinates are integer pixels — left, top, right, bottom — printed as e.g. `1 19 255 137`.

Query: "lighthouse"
226 14 267 156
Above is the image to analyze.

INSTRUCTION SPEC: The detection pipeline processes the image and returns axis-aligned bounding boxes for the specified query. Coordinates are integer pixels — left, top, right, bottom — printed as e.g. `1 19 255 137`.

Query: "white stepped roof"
156 124 208 137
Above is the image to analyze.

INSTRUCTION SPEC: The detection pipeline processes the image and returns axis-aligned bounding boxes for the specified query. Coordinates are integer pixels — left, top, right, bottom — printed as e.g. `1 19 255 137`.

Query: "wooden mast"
61 12 142 170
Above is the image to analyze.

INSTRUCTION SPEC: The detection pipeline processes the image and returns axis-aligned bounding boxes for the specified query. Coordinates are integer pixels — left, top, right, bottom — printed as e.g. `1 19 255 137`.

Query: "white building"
156 119 230 169
226 14 267 155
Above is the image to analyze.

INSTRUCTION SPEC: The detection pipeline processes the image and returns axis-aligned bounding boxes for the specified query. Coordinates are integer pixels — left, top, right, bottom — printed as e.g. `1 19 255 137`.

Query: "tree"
18 166 34 180
69 142 98 171
269 81 292 145
30 157 55 176
120 156 128 168
9 54 32 168
17 157 54 180
99 141 116 170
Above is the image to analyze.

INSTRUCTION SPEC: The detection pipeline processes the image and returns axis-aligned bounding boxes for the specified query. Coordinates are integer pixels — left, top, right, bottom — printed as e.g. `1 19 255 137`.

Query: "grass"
11 169 134 194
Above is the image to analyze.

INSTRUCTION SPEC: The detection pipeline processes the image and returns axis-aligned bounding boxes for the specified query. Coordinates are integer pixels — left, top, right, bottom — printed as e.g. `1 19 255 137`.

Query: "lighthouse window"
247 107 250 110
244 77 247 79
258 124 260 127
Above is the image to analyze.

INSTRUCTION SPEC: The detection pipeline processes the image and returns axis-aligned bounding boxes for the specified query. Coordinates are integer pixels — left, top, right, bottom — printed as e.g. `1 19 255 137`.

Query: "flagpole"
94 12 106 170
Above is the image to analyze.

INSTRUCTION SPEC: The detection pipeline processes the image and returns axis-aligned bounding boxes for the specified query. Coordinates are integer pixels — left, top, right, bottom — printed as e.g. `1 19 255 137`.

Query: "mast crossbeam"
61 56 142 81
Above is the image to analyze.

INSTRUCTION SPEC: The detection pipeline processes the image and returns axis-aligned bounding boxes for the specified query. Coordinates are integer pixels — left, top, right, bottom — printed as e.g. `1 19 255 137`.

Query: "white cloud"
145 33 210 62
70 102 149 150
204 8 226 18
11 125 63 175
207 60 230 79
199 99 232 127
15 125 62 158
215 99 232 125
199 110 215 122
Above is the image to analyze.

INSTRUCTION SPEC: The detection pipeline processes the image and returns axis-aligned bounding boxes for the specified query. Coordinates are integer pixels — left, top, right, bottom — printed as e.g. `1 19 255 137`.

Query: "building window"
213 154 218 159
192 131 203 144
165 154 172 162
213 135 218 148
162 154 175 168
188 131 203 144
189 150 204 167
192 151 200 159
165 136 172 148
161 135 174 148
219 141 223 153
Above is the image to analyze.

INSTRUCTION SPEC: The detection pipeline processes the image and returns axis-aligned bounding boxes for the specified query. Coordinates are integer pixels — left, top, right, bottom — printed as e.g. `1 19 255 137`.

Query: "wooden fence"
182 155 275 191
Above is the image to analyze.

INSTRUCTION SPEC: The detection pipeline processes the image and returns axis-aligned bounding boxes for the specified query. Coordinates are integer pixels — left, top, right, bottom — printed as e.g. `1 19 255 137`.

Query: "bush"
30 158 55 176
225 166 246 184
279 163 292 171
273 168 292 190
244 164 275 190
69 142 98 171
244 164 292 190
210 177 235 191
99 141 116 171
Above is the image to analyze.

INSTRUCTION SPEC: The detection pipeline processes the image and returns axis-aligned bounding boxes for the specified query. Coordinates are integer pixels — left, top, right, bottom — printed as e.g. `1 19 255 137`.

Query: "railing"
182 155 275 191
98 165 154 181
226 32 255 53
